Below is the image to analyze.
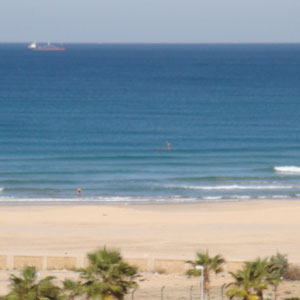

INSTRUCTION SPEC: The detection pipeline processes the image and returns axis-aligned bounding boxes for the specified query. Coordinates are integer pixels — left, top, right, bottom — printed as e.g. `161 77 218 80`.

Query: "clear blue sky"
1 0 300 43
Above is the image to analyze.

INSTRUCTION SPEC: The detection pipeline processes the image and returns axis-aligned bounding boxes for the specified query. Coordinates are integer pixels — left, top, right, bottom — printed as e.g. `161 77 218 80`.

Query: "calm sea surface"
1 44 300 204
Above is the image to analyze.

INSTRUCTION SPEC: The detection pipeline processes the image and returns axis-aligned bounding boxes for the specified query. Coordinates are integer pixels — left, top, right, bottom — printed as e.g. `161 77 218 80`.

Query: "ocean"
1 43 300 204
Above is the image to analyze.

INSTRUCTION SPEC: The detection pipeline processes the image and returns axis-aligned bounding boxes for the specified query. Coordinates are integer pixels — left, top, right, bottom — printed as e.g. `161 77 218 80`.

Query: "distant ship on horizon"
28 42 66 51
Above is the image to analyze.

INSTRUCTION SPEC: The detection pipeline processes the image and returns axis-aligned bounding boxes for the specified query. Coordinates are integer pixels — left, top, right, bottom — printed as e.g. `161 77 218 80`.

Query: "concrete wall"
14 256 44 270
125 258 149 272
47 257 77 270
0 256 7 270
0 255 293 274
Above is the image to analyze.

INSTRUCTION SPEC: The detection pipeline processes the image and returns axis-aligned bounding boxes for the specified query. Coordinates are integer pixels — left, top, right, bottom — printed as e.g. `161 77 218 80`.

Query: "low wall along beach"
0 254 246 273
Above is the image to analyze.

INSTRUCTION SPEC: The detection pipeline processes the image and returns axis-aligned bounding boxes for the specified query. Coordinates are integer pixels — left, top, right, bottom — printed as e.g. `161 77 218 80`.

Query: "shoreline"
0 199 299 263
0 196 298 206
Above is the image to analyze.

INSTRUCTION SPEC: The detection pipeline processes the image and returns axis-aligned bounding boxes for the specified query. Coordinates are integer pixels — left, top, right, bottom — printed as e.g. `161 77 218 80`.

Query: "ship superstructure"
28 42 66 51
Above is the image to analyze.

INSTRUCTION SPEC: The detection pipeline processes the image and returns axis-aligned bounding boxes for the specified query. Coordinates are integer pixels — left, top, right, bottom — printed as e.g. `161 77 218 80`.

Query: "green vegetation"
269 252 289 279
61 279 84 300
226 258 282 300
0 248 139 300
80 248 139 300
268 252 300 281
0 249 299 299
2 266 61 300
186 250 225 296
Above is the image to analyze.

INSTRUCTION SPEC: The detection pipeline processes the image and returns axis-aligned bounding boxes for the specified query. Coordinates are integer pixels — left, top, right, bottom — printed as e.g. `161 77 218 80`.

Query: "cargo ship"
28 42 66 51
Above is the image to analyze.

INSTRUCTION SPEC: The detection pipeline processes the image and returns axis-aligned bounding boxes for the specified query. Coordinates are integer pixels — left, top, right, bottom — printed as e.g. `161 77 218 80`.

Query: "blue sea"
1 43 300 204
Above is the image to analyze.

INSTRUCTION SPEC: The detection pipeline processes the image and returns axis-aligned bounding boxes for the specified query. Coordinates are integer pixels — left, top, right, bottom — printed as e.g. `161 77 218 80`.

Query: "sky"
1 0 300 43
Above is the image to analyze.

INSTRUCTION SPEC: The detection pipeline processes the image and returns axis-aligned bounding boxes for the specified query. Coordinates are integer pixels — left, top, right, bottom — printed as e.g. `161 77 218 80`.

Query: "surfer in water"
156 141 171 151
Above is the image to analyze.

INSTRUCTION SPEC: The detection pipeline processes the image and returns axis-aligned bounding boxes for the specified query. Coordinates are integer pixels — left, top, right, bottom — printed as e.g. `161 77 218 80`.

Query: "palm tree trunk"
257 291 264 300
204 273 210 293
274 285 278 300
204 273 210 300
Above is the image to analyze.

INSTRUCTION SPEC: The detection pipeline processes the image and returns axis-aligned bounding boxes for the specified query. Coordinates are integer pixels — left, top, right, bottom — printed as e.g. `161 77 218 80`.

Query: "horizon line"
2 41 300 45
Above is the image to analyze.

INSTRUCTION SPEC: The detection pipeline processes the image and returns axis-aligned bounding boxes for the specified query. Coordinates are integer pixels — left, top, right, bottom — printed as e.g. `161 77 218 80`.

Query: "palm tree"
226 267 253 299
61 279 84 300
226 258 281 300
247 259 270 300
226 286 259 300
265 259 282 300
186 250 225 297
4 265 61 300
80 247 139 300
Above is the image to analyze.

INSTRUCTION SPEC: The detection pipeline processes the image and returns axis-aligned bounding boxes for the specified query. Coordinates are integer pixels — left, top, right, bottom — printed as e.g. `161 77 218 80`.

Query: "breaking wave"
274 166 300 174
175 185 293 190
0 194 297 204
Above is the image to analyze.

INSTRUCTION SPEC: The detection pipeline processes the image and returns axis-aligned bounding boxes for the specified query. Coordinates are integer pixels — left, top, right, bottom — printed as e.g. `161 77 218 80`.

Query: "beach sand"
0 200 299 298
0 200 299 262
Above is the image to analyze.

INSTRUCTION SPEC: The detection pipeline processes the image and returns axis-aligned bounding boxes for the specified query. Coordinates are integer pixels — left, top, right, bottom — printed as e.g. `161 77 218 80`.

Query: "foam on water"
202 196 223 200
176 185 294 190
0 196 145 204
0 195 199 204
229 195 251 199
271 195 288 199
0 193 298 204
274 166 300 174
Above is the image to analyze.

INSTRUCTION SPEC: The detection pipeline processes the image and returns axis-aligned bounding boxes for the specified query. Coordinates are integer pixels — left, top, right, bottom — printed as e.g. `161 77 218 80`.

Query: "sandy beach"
0 200 299 298
0 200 299 263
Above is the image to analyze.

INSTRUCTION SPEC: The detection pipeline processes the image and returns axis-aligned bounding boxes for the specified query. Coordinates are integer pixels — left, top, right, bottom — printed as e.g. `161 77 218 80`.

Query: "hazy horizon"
1 0 300 43
3 42 300 45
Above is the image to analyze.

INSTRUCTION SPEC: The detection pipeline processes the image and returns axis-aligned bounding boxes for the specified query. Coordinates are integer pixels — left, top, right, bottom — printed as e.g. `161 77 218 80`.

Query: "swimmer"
167 141 171 150
77 187 82 197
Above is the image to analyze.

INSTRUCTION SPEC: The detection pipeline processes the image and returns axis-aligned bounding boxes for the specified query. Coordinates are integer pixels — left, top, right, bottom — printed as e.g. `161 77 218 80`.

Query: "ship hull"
31 48 66 52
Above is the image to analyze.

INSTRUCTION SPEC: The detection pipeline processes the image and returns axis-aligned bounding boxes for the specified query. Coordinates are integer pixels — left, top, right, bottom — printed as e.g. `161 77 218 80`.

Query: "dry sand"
0 200 299 298
0 200 299 262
